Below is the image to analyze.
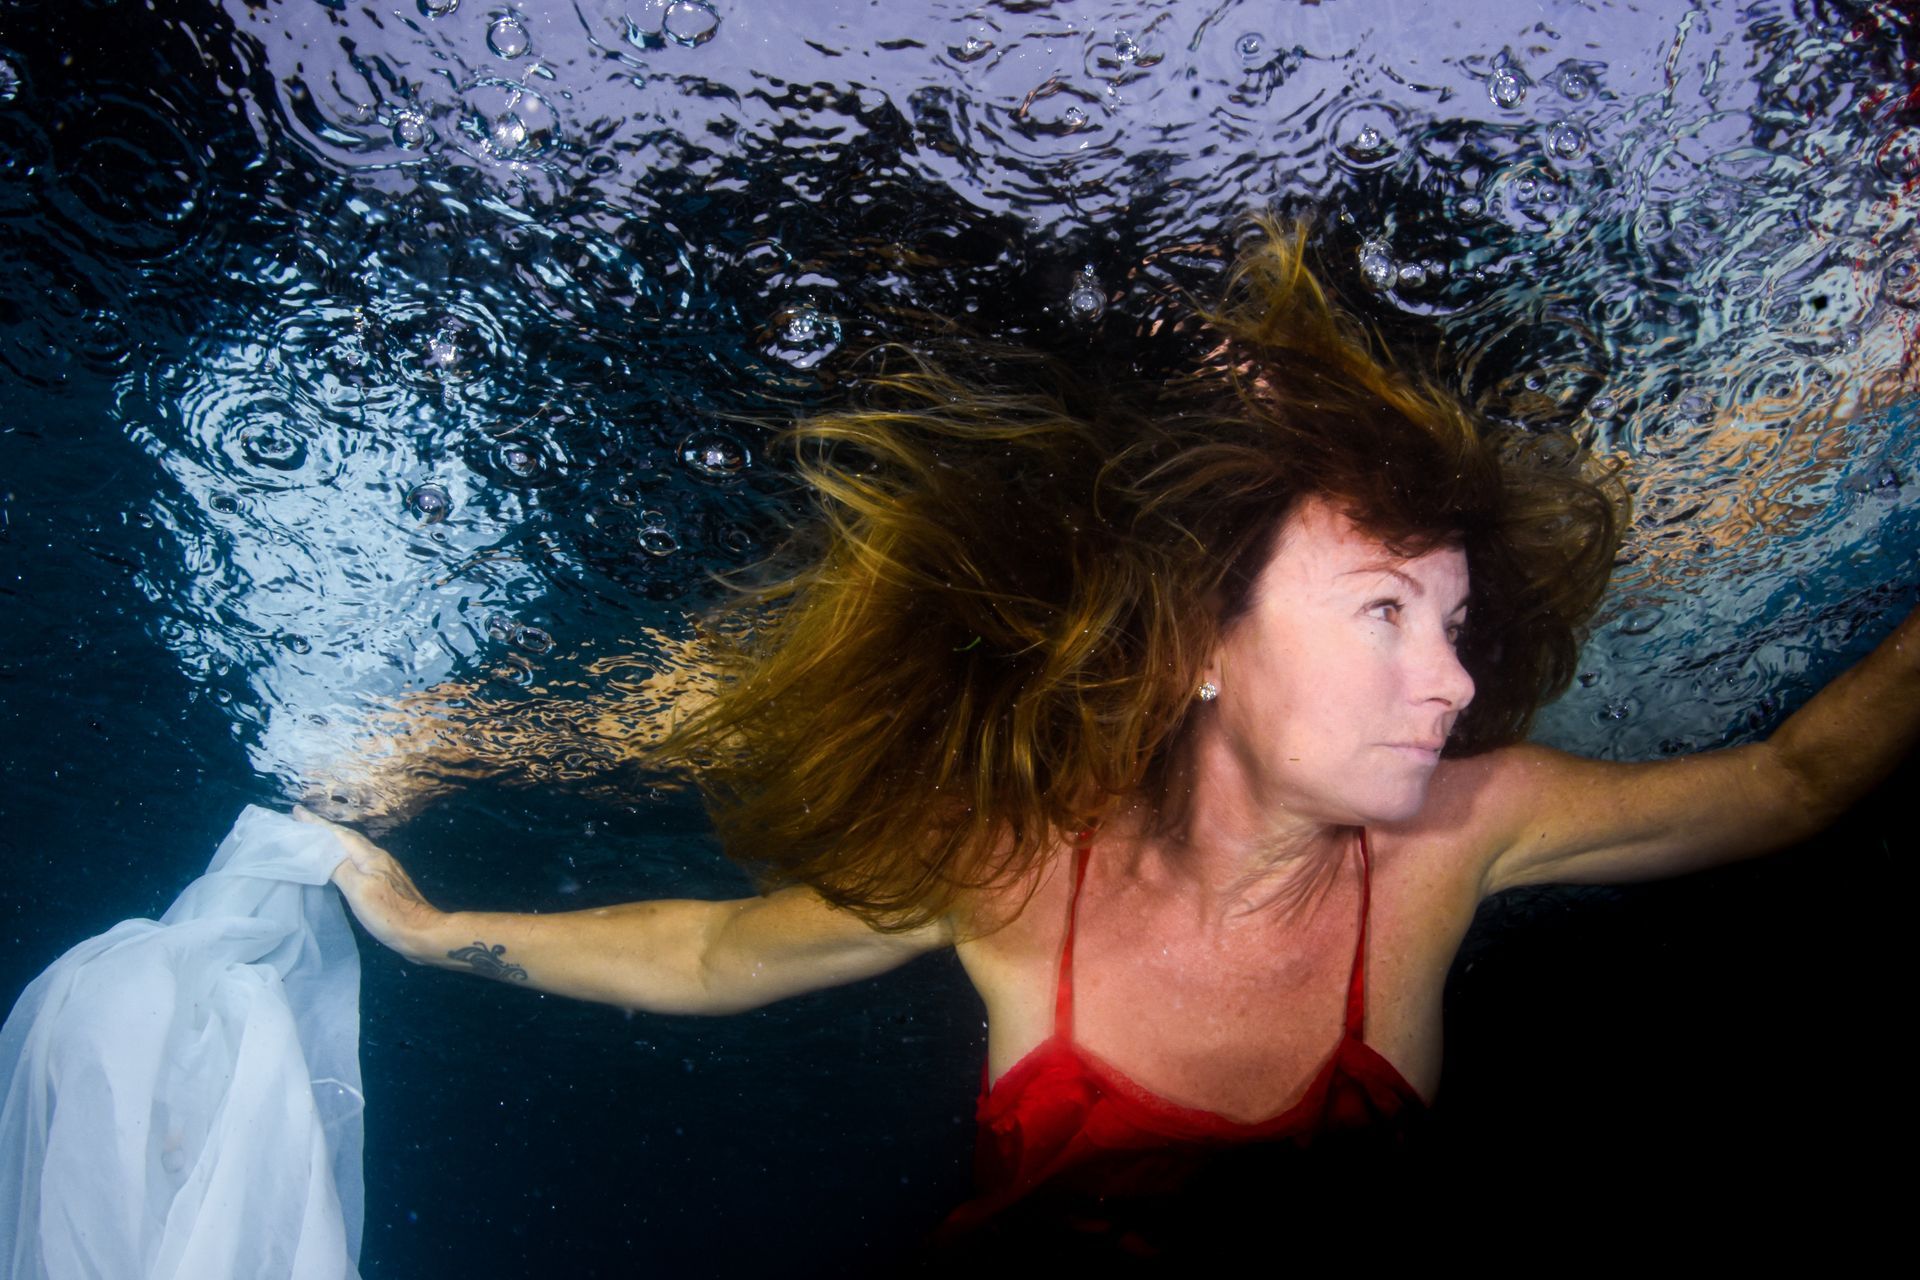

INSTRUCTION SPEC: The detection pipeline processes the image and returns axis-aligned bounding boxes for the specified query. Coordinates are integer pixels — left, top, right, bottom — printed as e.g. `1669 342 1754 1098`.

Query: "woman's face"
1208 495 1474 826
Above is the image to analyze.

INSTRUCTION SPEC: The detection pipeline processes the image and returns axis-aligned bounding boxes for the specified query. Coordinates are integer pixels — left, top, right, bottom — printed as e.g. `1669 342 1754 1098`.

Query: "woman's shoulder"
1367 744 1550 896
946 825 1081 950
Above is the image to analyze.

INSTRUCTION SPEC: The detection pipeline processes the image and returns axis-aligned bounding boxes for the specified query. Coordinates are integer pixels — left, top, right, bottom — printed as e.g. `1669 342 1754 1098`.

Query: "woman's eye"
1366 599 1401 622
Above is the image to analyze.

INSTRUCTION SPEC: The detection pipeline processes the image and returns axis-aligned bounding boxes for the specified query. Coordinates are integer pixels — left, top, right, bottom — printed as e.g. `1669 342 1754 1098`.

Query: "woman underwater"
297 221 1920 1259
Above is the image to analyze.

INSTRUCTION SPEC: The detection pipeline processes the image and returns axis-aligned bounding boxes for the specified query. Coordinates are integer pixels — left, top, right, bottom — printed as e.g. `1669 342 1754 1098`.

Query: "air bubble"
1615 606 1663 636
393 108 430 149
679 430 749 481
515 625 554 654
239 422 308 471
469 83 557 161
1488 65 1528 109
488 16 530 59
1397 261 1427 287
210 494 239 514
637 512 680 557
1066 267 1105 323
952 31 994 63
0 58 18 105
765 305 842 368
1236 33 1264 62
1546 121 1586 160
1596 697 1639 722
1359 238 1396 290
1114 31 1140 64
1887 255 1920 307
663 1 720 47
422 319 465 372
407 482 453 523
1558 69 1593 101
418 0 458 15
1677 391 1712 420
1330 103 1401 170
491 115 528 152
1458 194 1485 217
499 441 543 479
1061 105 1088 130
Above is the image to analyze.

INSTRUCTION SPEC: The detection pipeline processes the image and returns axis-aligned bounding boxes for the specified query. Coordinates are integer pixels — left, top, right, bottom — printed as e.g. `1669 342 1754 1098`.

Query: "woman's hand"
293 804 444 962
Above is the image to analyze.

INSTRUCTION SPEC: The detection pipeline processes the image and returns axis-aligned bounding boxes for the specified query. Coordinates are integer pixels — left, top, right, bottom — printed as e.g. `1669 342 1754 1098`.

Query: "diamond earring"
1197 681 1219 702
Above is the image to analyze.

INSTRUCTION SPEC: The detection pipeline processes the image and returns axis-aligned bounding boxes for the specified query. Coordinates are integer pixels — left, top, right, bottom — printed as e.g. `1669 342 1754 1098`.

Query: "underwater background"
1 0 1913 1270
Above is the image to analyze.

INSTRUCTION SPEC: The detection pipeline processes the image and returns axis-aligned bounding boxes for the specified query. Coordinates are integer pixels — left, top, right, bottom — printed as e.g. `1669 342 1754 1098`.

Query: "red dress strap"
1055 826 1370 1041
1053 828 1096 1038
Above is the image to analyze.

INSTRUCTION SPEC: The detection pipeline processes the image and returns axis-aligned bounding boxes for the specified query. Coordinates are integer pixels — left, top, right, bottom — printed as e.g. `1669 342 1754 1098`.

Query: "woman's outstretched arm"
1465 603 1920 895
295 807 953 1015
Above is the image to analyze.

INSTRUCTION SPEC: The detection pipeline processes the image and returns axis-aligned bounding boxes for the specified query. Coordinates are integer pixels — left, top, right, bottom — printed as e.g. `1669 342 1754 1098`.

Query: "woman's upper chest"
953 827 1483 1120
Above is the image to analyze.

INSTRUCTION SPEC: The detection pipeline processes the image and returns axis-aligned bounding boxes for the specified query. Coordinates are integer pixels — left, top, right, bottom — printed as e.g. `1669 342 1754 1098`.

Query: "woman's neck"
1109 753 1356 932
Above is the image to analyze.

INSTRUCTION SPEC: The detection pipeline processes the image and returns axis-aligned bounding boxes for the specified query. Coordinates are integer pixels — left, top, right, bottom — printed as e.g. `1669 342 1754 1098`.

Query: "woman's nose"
1425 631 1475 710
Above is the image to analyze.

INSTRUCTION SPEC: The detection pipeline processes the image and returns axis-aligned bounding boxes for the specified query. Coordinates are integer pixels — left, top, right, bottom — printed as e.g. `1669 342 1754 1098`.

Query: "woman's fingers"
292 804 440 958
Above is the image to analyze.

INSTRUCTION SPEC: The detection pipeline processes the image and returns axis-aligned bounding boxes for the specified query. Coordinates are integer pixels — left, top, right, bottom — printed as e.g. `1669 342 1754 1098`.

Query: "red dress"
933 827 1429 1257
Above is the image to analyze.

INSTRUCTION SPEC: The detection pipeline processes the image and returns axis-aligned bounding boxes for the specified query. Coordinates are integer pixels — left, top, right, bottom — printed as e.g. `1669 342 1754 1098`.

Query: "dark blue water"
2 0 1914 1270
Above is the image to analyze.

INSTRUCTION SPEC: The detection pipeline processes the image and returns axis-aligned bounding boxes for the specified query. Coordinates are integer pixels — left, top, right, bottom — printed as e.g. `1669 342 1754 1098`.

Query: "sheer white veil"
0 805 363 1280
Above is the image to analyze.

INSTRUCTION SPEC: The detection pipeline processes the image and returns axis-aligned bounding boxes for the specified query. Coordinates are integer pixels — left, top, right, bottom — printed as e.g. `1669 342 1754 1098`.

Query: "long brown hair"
649 218 1625 933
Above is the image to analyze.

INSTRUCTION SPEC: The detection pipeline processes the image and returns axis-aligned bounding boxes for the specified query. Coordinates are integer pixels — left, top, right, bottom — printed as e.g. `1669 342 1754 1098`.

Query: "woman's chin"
1353 780 1434 828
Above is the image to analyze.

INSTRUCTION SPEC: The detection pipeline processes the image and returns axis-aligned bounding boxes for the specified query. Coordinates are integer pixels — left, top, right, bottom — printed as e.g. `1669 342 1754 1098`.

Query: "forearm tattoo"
447 941 529 983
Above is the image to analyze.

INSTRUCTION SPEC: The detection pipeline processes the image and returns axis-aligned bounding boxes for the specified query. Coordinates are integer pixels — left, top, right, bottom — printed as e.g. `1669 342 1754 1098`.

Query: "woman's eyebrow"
1340 564 1470 614
1339 564 1422 592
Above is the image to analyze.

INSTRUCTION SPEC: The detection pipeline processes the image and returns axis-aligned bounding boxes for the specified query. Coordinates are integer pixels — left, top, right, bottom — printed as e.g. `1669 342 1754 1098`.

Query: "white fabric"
0 806 363 1280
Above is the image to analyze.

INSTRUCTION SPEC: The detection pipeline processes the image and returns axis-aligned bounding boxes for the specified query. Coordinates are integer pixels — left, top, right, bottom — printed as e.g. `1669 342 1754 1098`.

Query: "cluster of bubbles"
487 614 555 654
1358 239 1445 294
6 0 1917 787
